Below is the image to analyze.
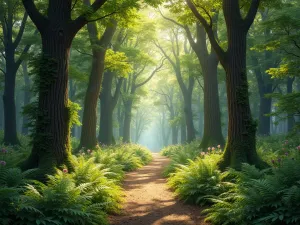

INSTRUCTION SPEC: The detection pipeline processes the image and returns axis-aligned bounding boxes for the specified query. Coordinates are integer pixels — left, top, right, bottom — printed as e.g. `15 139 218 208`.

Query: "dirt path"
109 153 208 225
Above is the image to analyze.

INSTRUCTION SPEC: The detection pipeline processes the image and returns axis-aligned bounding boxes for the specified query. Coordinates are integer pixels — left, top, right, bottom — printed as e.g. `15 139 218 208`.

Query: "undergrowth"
0 137 153 225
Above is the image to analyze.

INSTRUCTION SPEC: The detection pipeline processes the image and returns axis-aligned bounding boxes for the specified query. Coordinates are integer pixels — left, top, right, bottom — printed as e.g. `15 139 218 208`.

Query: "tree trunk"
22 61 31 135
0 89 3 131
22 30 74 176
3 47 19 145
187 23 224 148
287 77 295 131
258 90 272 135
199 56 224 148
183 94 195 143
170 108 178 144
219 27 261 169
180 117 187 144
69 79 77 137
79 21 116 149
99 72 114 145
79 50 105 149
117 100 124 139
123 101 133 143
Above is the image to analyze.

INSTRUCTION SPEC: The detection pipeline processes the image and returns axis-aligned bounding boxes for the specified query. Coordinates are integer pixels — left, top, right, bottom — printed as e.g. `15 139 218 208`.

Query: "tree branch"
13 12 28 49
185 0 226 65
71 0 108 34
22 0 48 32
0 68 6 75
74 48 93 57
154 41 176 69
135 58 166 88
86 11 118 23
244 0 261 31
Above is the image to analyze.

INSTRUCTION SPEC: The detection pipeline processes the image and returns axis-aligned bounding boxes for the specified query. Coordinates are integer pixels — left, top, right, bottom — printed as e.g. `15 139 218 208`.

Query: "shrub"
162 141 223 177
72 156 123 213
204 158 300 225
22 171 108 225
168 154 229 206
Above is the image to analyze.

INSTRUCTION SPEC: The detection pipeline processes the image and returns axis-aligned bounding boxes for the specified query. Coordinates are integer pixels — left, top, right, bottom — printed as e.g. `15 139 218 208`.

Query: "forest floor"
109 153 208 225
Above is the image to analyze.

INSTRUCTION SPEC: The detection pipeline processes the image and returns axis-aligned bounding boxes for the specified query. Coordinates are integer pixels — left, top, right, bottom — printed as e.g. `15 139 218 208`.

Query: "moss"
21 54 77 179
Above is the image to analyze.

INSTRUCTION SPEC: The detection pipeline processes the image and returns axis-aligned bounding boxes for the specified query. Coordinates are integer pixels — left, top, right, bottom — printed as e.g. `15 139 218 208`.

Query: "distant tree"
0 0 33 145
155 26 196 143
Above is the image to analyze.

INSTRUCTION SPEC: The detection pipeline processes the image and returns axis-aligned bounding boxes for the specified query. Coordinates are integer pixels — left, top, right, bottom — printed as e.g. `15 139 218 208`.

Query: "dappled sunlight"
109 154 208 225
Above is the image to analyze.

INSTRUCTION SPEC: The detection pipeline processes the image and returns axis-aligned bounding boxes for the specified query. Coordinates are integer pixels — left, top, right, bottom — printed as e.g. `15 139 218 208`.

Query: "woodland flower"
63 168 68 173
217 145 221 149
271 159 275 164
278 158 281 163
200 152 205 156
212 147 216 151
1 148 7 154
87 149 91 154
208 147 211 151
0 161 6 166
285 152 289 156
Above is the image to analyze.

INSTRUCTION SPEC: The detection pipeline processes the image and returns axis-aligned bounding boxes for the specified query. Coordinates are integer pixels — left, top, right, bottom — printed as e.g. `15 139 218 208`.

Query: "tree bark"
287 77 295 131
69 79 77 137
3 45 19 145
122 100 133 143
219 26 261 169
0 89 3 131
22 61 31 135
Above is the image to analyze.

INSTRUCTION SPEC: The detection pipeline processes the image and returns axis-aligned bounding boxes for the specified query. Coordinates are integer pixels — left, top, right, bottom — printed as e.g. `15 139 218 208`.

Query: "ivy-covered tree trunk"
0 89 3 130
79 21 117 149
21 0 108 177
23 32 74 175
69 79 77 137
287 77 295 131
22 61 31 135
219 29 258 169
258 87 272 135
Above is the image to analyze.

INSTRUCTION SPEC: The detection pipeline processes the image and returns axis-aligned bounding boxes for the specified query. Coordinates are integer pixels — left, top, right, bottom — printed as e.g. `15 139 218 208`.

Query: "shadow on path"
109 153 208 225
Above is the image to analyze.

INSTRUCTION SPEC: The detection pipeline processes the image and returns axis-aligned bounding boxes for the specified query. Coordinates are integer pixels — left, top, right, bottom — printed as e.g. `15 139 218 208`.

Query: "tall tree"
0 0 32 145
21 0 111 175
98 32 131 145
160 12 224 148
155 27 196 143
153 85 179 145
122 59 165 142
185 0 267 169
22 60 31 135
79 19 117 149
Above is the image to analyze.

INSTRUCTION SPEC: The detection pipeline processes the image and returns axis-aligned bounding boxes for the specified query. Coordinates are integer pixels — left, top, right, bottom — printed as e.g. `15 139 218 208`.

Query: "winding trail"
109 153 208 225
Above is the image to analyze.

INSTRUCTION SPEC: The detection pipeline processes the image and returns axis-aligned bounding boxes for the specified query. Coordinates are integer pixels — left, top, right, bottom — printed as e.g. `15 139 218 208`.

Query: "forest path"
109 153 208 225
